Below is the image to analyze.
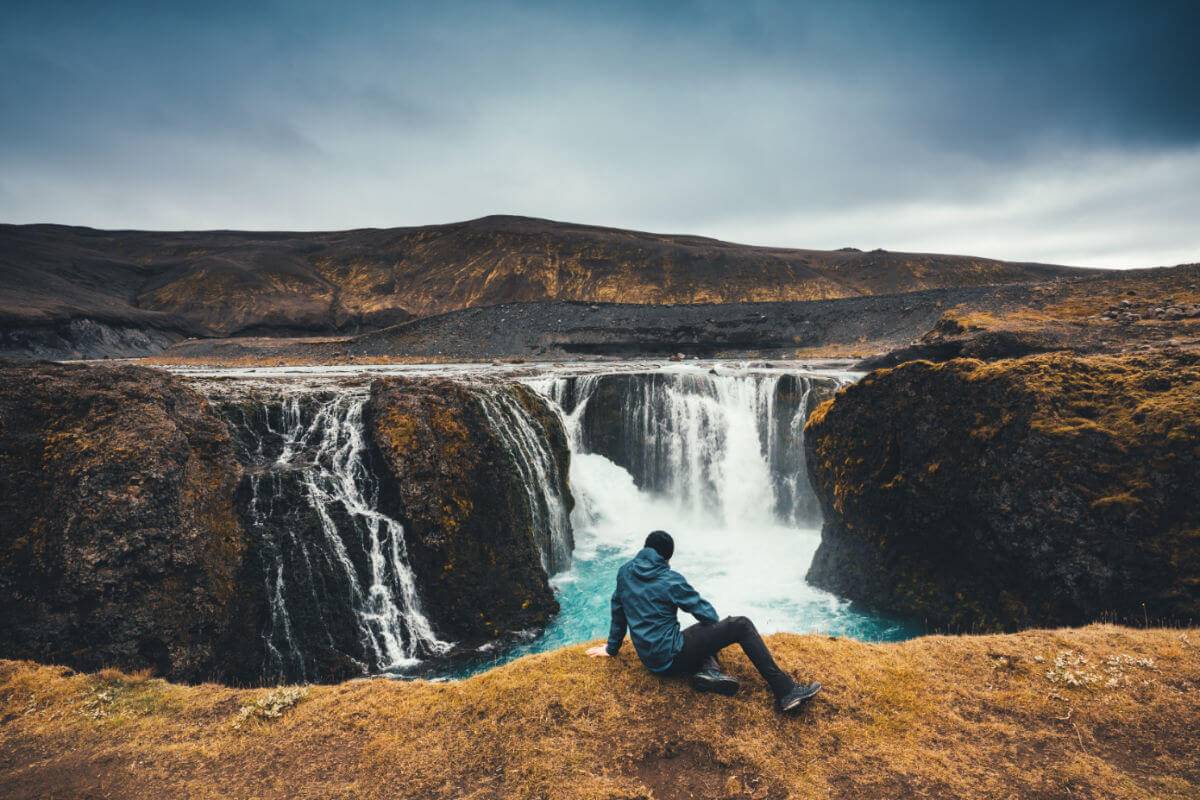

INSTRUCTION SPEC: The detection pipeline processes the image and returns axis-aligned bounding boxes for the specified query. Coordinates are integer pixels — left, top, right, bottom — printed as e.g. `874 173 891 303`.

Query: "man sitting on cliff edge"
587 530 822 713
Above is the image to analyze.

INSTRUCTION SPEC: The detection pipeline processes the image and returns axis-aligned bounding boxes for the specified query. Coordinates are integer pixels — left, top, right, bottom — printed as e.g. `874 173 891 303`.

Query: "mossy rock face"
805 352 1200 630
0 362 245 680
366 378 568 642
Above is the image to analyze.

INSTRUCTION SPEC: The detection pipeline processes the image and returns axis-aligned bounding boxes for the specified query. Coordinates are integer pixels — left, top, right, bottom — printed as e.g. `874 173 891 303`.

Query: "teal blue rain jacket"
605 547 719 671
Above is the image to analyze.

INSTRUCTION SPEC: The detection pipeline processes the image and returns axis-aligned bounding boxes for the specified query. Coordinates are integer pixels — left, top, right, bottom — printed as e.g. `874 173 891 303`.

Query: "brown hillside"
148 262 1200 367
2 625 1197 799
0 216 1091 338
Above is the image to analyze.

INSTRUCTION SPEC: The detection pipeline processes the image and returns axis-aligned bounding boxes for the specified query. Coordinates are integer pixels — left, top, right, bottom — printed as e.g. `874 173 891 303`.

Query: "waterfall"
181 360 872 682
506 363 909 653
472 384 573 573
210 378 574 682
221 392 451 683
533 367 841 527
767 374 824 526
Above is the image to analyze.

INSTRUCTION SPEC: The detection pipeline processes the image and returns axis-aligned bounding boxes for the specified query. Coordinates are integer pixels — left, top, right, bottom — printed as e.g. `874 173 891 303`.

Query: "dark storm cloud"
814 0 1200 148
0 0 1196 266
542 0 1200 150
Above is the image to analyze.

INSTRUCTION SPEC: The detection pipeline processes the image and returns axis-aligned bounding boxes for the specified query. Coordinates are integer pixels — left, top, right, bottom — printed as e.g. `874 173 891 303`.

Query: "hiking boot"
689 668 740 696
776 681 822 713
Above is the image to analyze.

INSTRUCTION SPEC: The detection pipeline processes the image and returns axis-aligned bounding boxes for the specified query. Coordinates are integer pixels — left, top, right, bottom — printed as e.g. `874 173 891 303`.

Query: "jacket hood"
630 547 669 581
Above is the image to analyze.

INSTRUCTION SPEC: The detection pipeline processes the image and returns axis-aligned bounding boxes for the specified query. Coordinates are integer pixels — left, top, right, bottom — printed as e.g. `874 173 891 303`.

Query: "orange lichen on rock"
365 377 570 641
0 362 246 682
805 351 1200 631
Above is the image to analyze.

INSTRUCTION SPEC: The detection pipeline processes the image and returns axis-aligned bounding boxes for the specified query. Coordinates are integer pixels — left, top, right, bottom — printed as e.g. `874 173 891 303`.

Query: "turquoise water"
444 542 919 679
434 451 920 680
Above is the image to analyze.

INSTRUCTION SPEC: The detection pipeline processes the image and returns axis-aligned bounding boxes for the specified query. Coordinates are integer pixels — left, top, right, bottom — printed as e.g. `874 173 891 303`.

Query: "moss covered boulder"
0 362 246 680
805 352 1200 630
367 378 571 642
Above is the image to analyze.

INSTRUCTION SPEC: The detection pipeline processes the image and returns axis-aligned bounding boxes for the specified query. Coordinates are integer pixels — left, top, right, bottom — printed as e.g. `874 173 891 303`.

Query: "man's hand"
586 644 611 658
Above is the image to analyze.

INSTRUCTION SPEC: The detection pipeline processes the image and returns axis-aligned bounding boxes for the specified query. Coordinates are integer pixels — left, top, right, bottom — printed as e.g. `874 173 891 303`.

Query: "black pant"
666 616 795 698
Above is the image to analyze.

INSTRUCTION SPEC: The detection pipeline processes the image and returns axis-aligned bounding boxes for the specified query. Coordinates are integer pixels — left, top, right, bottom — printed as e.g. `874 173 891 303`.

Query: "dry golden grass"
2 625 1197 799
934 265 1200 348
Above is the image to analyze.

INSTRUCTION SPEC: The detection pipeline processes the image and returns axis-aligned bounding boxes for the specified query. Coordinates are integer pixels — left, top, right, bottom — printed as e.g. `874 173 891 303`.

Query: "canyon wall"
0 363 574 683
0 363 246 680
805 353 1200 630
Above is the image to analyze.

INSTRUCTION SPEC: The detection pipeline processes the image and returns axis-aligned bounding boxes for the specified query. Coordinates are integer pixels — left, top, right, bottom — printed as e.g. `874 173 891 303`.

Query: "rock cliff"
367 378 573 642
0 362 246 680
0 363 577 683
805 353 1200 630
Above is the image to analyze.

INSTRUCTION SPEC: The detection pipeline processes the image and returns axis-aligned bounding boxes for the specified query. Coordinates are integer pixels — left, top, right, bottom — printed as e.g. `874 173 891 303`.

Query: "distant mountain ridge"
0 215 1096 343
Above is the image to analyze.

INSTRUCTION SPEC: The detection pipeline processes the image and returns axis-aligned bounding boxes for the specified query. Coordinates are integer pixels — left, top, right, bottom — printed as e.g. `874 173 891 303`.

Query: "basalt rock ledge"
0 362 575 683
804 352 1200 631
367 377 573 642
0 362 246 681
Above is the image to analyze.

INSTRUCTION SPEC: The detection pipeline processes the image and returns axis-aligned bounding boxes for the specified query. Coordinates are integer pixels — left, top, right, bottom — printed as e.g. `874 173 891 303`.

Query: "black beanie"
645 530 674 561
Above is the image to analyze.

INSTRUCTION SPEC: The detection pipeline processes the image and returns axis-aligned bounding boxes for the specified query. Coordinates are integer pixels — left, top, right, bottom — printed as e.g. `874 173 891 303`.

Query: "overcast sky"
2 1 1197 267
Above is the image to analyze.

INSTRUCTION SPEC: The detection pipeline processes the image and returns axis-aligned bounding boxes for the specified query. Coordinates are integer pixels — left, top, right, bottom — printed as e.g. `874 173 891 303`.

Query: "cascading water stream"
223 392 452 683
209 377 577 683
533 367 833 528
473 384 573 573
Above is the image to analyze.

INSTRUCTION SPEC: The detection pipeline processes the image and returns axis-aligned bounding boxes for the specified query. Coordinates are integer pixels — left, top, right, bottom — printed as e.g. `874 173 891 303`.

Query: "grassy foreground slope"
2 626 1197 799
